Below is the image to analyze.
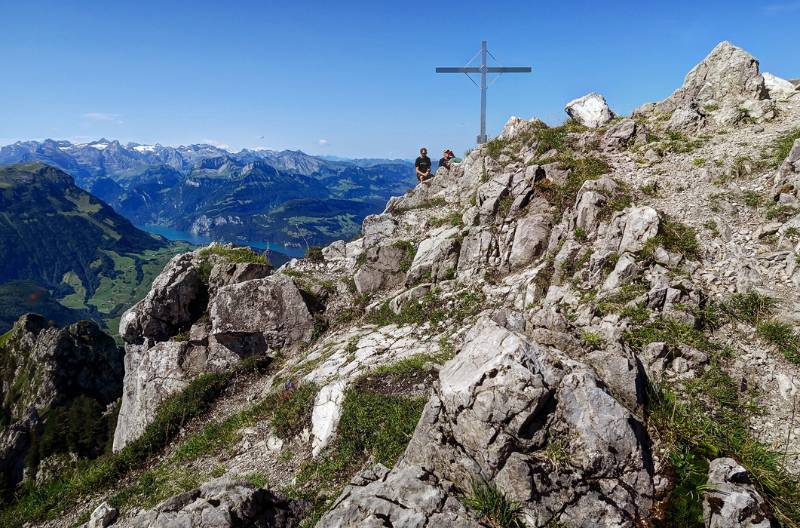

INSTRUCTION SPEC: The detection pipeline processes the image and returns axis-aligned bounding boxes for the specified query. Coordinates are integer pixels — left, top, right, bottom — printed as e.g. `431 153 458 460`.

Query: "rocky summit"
2 40 800 528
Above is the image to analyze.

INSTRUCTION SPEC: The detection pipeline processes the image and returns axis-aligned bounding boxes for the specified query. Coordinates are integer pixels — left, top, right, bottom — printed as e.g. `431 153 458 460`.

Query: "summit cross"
436 40 532 144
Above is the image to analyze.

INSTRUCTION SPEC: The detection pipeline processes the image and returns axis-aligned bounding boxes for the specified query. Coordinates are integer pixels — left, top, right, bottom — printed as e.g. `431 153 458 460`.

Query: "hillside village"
1 41 800 527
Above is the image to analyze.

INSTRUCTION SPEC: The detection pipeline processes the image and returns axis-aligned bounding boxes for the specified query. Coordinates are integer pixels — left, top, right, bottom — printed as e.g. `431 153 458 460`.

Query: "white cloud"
318 139 329 146
82 112 124 124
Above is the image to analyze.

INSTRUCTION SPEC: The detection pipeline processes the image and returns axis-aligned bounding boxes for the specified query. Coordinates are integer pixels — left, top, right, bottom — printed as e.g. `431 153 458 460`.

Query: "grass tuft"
464 480 524 528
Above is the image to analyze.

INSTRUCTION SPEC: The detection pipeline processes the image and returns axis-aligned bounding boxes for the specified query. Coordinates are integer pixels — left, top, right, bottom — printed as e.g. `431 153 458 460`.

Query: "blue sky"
0 1 798 158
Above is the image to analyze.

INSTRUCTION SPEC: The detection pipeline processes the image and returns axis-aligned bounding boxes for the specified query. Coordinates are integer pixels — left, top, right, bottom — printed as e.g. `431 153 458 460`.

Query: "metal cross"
436 40 531 144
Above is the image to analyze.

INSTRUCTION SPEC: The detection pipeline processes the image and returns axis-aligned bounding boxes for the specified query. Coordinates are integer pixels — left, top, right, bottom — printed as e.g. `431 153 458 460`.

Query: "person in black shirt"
415 147 432 182
438 149 450 172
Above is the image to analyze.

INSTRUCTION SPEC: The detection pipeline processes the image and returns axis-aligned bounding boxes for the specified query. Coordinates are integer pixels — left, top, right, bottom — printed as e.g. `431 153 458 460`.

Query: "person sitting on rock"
438 149 452 171
415 147 432 182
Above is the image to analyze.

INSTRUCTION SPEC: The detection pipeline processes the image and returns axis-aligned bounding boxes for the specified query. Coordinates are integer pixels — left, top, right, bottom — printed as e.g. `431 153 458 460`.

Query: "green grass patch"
198 245 270 265
464 480 524 528
0 371 233 526
291 384 426 524
366 289 484 329
768 128 800 168
392 240 417 273
641 213 700 261
624 316 718 354
757 320 800 363
428 210 463 228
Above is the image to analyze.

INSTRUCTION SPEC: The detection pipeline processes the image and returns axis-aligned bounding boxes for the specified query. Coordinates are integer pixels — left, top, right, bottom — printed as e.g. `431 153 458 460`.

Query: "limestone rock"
564 92 615 128
84 502 118 528
656 41 767 116
602 118 646 149
118 477 307 528
317 464 482 528
119 253 205 344
763 72 798 100
325 318 654 526
703 458 772 528
353 242 408 293
508 214 551 269
210 275 314 353
406 227 461 284
207 261 272 298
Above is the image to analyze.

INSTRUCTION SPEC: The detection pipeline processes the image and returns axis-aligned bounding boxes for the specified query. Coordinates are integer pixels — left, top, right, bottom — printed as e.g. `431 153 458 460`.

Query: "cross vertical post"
479 40 488 144
436 41 532 144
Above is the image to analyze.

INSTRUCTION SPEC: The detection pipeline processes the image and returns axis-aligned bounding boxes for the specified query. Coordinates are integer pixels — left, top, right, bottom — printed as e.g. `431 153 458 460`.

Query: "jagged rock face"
565 93 615 128
0 409 40 490
120 253 206 344
115 478 307 528
114 251 311 451
703 458 772 528
658 41 767 110
0 314 123 420
650 41 773 129
353 240 407 293
405 227 461 284
323 318 654 526
0 314 122 488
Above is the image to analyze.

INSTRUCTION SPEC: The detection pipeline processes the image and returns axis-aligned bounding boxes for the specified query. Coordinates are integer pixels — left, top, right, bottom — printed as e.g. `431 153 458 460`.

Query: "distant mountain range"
0 163 189 335
0 139 416 246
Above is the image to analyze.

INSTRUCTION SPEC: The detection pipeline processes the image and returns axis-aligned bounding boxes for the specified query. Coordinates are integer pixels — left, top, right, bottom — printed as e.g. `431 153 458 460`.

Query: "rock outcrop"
564 92 615 128
115 478 307 528
703 458 772 528
0 314 122 488
644 41 775 129
321 318 654 526
114 247 311 451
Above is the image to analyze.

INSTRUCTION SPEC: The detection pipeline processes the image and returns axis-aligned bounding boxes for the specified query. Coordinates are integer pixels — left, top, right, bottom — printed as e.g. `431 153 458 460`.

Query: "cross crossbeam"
436 41 531 144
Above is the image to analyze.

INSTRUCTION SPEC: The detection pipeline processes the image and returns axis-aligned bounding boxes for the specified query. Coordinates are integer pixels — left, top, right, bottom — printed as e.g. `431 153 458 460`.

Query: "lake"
140 225 307 259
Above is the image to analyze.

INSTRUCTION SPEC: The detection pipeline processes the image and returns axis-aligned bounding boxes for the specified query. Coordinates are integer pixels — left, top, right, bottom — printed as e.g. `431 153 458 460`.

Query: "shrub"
464 480 524 528
581 331 606 349
741 190 763 208
305 246 324 262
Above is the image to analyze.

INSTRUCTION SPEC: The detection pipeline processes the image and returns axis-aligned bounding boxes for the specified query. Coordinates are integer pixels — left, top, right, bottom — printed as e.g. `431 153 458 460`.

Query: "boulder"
207 261 272 298
476 173 511 218
405 227 461 284
83 502 118 528
317 464 482 528
602 118 646 149
361 214 398 237
119 253 205 344
210 275 314 353
564 93 615 128
118 477 307 528
353 242 408 293
113 341 190 451
763 72 798 100
618 206 660 254
703 458 772 528
508 214 551 269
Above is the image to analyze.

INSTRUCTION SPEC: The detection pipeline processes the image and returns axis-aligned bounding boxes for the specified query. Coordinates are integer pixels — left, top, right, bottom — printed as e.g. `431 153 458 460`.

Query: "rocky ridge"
7 40 800 528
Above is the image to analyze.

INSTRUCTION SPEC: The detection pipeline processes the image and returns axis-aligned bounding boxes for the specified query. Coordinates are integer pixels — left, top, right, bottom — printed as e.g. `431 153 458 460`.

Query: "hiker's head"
420 147 427 156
